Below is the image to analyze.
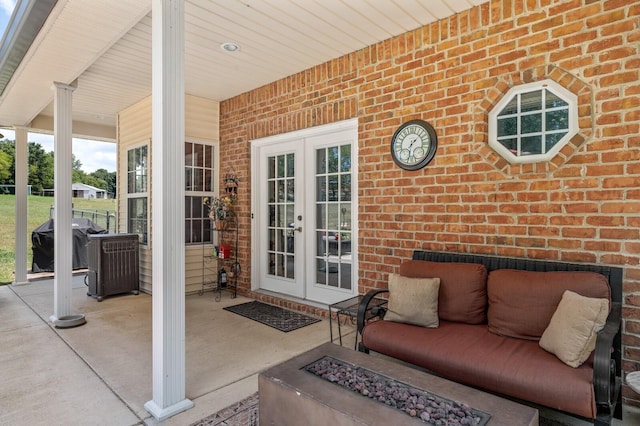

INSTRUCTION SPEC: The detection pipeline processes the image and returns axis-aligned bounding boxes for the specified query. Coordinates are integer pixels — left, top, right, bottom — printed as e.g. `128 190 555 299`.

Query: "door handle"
294 226 302 233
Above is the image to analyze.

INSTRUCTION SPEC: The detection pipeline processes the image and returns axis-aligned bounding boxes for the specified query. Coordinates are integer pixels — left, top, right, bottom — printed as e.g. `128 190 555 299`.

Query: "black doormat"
223 301 321 332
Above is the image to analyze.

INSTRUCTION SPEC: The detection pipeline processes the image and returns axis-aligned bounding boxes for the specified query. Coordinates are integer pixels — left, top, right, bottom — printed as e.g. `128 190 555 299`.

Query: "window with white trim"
185 141 216 244
127 144 148 244
489 80 578 164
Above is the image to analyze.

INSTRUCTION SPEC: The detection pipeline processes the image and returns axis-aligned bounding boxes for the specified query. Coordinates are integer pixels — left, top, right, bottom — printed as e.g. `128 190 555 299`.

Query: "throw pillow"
383 274 440 328
539 290 609 368
399 260 487 324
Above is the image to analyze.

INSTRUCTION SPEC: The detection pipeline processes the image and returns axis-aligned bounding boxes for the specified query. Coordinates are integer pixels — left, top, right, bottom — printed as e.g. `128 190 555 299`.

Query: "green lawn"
0 195 116 283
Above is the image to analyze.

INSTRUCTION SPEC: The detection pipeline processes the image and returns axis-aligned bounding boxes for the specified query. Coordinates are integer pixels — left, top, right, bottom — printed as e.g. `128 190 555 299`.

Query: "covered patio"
0 275 332 425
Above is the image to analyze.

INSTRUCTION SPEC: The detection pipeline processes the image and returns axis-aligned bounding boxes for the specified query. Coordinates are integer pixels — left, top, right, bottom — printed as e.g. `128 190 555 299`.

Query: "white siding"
117 94 220 294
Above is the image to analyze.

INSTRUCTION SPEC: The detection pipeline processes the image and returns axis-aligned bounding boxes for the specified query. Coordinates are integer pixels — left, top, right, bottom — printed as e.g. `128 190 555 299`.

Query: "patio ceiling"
0 0 486 141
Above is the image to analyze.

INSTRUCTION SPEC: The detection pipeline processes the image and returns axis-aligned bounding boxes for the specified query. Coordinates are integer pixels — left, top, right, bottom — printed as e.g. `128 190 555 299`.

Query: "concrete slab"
0 288 139 425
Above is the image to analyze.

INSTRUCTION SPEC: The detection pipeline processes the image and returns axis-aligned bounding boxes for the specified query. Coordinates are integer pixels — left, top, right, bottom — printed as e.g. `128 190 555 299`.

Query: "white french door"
251 119 357 305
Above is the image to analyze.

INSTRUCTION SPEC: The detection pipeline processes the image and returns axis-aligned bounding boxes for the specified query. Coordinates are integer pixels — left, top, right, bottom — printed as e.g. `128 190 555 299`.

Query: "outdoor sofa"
356 250 623 425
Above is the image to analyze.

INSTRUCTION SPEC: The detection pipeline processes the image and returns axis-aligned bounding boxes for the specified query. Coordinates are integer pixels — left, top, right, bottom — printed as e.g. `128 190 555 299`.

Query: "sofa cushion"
539 290 609 368
361 320 598 419
398 260 487 324
383 274 440 328
487 270 611 340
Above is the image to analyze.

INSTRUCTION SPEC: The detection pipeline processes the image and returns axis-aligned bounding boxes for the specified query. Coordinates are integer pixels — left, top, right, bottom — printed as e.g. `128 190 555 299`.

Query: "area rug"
222 301 321 332
190 392 576 426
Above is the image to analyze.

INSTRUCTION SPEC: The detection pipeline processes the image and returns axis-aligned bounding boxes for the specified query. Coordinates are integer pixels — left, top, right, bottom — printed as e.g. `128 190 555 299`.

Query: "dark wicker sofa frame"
356 250 623 425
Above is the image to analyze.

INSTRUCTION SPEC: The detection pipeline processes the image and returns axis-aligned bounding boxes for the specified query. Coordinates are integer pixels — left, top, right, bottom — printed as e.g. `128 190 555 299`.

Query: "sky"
2 129 117 173
0 1 116 173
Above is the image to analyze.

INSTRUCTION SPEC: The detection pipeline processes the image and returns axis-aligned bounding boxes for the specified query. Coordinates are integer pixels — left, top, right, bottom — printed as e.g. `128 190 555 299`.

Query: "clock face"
391 120 437 170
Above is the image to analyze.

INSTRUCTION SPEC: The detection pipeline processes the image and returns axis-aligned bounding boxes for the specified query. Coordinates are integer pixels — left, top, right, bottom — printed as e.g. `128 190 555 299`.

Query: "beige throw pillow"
383 274 440 328
539 290 609 368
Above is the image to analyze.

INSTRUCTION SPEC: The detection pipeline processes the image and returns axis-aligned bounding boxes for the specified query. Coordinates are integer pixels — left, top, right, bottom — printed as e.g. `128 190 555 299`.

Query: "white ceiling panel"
0 0 488 138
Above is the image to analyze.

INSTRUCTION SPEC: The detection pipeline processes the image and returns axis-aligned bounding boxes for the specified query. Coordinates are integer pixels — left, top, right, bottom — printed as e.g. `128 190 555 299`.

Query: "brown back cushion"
487 269 611 340
398 260 487 324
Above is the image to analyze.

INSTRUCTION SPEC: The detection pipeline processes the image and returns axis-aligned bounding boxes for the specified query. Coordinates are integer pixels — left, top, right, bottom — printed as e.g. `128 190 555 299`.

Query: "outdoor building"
2 0 639 423
71 182 108 199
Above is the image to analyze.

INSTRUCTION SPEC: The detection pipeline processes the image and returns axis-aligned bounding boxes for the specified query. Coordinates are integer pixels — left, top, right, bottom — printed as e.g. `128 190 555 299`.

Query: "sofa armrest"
356 289 389 341
593 302 622 423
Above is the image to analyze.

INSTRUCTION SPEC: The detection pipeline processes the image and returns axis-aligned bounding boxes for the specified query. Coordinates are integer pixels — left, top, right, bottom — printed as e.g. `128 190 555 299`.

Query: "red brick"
219 0 640 365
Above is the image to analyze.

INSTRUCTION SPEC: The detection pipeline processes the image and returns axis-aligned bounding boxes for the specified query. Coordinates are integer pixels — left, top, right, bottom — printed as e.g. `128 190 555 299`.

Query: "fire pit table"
259 342 538 425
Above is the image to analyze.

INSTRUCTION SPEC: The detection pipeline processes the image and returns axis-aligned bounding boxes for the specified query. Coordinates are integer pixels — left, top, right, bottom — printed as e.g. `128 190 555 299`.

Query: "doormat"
223 301 320 332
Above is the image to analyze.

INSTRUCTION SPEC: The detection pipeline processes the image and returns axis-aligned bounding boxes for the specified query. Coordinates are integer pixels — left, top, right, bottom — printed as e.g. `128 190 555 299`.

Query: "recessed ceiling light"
221 42 240 52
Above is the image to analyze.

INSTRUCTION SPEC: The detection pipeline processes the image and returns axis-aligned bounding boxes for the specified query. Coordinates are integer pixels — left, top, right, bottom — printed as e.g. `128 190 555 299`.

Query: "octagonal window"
489 80 578 164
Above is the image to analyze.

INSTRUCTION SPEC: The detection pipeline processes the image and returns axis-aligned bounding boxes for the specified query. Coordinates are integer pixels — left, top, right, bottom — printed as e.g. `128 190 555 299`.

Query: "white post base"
144 398 193 421
12 280 29 286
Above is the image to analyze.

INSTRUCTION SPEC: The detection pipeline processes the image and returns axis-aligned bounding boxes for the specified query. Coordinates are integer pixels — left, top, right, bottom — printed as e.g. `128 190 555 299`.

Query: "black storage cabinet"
86 234 139 301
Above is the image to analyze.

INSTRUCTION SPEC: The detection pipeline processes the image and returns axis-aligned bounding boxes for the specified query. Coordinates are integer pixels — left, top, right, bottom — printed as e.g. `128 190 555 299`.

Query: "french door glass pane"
315 144 352 291
267 153 295 279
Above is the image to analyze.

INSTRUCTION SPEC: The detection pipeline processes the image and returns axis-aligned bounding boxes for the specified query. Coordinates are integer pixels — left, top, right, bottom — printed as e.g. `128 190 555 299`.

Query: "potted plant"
206 195 234 230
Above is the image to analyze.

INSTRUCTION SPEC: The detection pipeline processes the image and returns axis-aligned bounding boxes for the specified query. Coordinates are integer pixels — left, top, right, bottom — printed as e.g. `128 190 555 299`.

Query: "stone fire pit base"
259 342 538 426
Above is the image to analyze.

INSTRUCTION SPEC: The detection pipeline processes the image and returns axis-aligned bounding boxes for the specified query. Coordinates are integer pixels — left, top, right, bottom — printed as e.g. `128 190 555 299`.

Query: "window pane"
316 148 326 174
328 146 339 173
499 138 518 154
316 176 326 202
521 113 542 134
498 96 518 116
316 204 326 229
546 110 569 131
128 197 148 244
268 156 275 179
328 176 339 201
204 145 212 168
328 204 339 229
277 155 285 178
194 144 203 167
340 144 351 172
340 174 351 201
545 89 567 108
521 90 542 113
545 133 565 151
497 117 517 137
287 153 294 177
521 135 542 155
185 142 193 166
268 181 276 203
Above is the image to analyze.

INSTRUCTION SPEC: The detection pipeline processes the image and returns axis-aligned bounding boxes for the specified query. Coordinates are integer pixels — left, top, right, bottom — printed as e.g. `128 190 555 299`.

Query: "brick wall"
220 0 640 405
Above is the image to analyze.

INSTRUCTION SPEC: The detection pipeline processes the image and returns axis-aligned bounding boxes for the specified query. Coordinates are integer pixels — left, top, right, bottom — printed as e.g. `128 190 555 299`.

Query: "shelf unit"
200 213 238 301
200 173 239 301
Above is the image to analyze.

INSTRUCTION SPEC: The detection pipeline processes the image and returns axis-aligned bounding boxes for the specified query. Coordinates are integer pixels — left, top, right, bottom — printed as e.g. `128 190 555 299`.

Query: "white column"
50 82 75 323
144 0 192 420
13 126 28 286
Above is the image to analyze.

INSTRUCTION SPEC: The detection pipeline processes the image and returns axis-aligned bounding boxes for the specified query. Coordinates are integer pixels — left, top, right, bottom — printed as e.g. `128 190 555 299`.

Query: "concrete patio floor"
2 274 639 425
0 275 336 425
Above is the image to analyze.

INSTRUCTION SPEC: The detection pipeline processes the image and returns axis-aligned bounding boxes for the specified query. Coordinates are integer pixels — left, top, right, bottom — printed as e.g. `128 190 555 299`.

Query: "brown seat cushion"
487 270 611 340
399 260 487 324
362 320 597 419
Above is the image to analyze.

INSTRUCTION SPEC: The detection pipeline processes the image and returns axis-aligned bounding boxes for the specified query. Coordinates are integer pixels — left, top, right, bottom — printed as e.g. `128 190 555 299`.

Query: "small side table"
329 295 387 349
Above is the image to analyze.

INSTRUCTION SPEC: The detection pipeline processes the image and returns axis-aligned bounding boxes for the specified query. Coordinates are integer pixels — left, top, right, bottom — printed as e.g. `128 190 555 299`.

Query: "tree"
0 150 10 184
0 140 54 194
28 143 54 194
91 168 116 197
0 140 116 196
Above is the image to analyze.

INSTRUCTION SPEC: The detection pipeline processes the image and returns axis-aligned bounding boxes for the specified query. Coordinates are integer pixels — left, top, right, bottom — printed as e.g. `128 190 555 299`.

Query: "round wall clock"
390 119 438 170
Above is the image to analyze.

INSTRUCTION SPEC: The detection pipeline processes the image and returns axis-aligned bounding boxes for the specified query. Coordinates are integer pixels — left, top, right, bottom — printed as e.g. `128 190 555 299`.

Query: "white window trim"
126 140 150 245
489 79 578 164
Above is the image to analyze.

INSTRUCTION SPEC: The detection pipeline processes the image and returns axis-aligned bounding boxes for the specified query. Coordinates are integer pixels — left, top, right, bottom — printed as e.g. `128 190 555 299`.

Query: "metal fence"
50 207 116 233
